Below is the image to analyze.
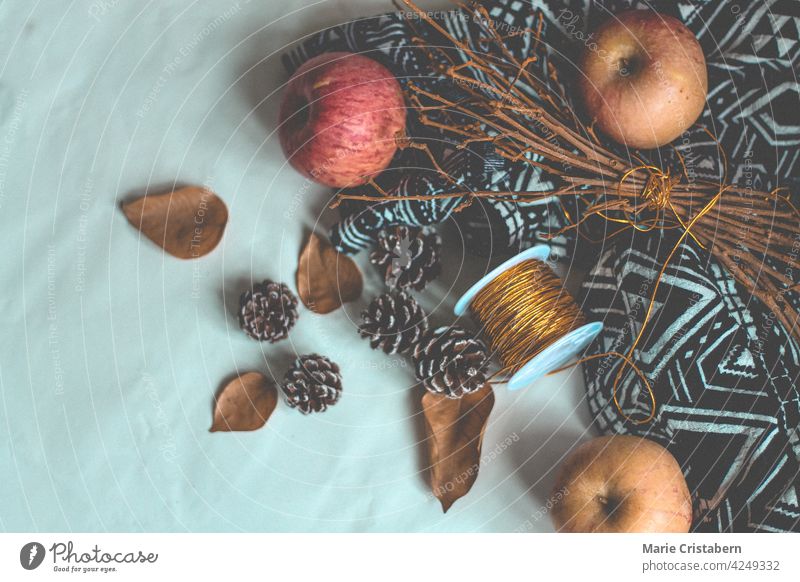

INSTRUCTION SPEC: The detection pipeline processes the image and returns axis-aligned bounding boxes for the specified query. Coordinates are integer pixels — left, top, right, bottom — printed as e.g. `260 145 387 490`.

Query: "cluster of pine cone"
237 280 342 414
360 227 489 399
235 222 487 409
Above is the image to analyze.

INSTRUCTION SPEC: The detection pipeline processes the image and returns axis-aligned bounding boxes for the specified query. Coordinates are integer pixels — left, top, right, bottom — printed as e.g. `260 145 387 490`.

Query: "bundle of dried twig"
335 0 799 340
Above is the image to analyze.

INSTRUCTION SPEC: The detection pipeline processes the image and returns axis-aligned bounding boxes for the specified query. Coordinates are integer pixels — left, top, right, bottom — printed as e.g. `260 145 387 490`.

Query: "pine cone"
238 280 298 342
359 291 429 354
370 226 442 291
413 326 489 398
281 354 342 414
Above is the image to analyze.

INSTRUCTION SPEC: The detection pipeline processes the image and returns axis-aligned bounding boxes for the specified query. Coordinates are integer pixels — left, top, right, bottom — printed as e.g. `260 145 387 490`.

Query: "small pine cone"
281 354 342 414
413 326 489 399
359 291 429 354
238 280 298 342
370 226 442 291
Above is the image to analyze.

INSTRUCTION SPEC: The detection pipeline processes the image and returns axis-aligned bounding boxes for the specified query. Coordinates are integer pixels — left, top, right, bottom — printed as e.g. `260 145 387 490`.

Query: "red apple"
577 10 707 149
278 52 406 188
550 435 692 532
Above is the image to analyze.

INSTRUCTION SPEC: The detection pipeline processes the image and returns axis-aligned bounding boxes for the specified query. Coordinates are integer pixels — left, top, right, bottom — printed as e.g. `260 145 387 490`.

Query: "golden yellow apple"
551 435 692 532
577 10 707 149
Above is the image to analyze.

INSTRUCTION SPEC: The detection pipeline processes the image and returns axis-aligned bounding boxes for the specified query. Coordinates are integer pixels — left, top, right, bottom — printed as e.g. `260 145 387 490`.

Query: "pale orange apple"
577 10 707 149
551 435 692 532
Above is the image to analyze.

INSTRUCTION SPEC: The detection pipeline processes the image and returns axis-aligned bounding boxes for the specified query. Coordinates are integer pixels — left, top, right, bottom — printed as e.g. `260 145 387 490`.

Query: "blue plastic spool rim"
453 245 604 391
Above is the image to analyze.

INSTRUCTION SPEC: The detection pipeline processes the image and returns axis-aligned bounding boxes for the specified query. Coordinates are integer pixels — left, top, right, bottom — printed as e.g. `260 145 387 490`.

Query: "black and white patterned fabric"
581 231 800 532
283 0 800 531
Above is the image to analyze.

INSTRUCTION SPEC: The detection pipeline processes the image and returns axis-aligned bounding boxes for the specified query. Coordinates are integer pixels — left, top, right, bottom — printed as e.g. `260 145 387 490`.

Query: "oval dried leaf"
123 186 228 259
297 232 363 314
210 372 278 432
421 384 495 513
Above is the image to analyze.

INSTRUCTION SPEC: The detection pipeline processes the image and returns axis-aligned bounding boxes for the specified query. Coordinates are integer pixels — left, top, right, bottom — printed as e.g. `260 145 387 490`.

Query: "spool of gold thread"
454 245 655 423
454 246 603 391
469 258 586 377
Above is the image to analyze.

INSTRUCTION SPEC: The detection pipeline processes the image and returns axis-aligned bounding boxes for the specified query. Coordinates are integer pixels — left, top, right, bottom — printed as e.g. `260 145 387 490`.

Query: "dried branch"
335 0 800 340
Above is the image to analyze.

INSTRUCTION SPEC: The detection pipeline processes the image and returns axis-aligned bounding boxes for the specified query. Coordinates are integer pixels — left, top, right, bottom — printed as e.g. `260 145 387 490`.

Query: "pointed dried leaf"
297 232 362 314
210 372 278 432
123 186 228 259
421 385 495 512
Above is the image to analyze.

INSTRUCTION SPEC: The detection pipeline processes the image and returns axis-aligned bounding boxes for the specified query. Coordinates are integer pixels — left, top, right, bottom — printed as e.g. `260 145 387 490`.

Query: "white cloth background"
0 0 594 532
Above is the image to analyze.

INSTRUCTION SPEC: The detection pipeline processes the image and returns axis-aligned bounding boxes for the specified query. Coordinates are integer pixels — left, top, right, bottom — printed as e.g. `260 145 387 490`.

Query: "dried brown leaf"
421 384 495 513
297 232 362 314
210 372 278 432
122 186 228 259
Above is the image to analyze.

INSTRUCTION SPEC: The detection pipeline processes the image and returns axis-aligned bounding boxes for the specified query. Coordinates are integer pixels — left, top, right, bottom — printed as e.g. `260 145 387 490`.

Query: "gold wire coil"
468 257 657 425
469 259 586 377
